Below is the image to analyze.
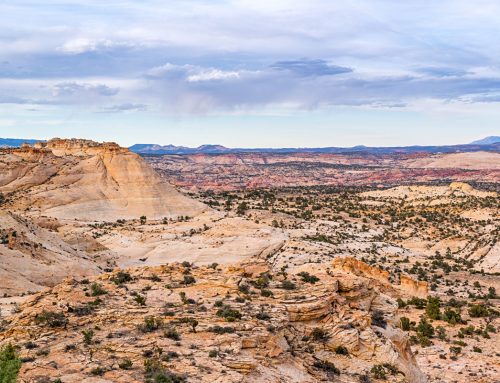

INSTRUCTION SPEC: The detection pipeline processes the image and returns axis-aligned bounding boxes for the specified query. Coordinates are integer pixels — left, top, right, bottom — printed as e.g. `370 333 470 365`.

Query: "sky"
0 1 500 147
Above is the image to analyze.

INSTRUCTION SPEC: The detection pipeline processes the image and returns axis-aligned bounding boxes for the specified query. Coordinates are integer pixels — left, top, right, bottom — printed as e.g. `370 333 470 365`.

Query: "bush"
208 325 235 334
371 310 387 328
0 343 21 383
90 283 107 297
164 327 181 341
425 296 441 320
280 280 296 290
298 272 319 284
182 275 196 285
371 365 386 379
111 271 132 285
260 289 273 297
139 316 163 333
468 304 489 318
400 317 411 331
313 359 340 376
216 305 242 322
416 318 434 338
133 294 147 306
311 327 330 342
334 345 349 355
118 358 133 370
82 329 94 345
35 310 68 328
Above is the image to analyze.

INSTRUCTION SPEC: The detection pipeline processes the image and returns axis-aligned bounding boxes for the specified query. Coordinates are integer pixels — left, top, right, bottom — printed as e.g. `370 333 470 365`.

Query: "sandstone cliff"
0 139 207 221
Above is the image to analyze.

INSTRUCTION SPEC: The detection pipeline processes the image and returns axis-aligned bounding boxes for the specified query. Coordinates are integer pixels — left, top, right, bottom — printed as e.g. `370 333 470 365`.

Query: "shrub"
208 349 218 358
35 310 68 328
313 359 340 376
182 275 196 285
311 327 330 342
90 283 107 297
298 272 319 284
472 346 482 353
111 271 132 285
0 343 21 383
82 329 94 345
133 294 147 306
334 345 349 355
164 327 181 341
118 358 133 370
400 317 411 331
139 316 163 333
371 310 387 328
280 280 296 290
208 325 235 334
260 289 273 297
425 296 441 320
91 367 105 376
216 305 242 322
468 304 489 318
416 318 434 338
371 365 386 379
256 311 271 321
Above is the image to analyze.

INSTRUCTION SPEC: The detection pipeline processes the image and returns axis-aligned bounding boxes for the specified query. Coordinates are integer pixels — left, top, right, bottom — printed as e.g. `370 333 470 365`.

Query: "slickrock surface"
0 261 427 383
0 139 207 221
0 210 112 295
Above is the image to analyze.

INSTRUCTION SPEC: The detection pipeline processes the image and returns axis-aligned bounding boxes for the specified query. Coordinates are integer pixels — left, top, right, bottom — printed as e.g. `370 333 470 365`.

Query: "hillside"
0 139 207 221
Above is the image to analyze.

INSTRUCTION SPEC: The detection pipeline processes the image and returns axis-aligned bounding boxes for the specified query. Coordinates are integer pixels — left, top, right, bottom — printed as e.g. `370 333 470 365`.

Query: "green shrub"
35 310 68 328
139 316 163 333
416 318 434 338
111 271 132 285
313 359 340 376
371 365 386 379
311 327 330 342
216 305 242 322
425 296 441 320
400 317 411 331
0 344 21 383
298 272 319 284
82 329 94 345
468 304 489 318
334 345 349 355
371 310 387 328
90 283 107 297
118 358 133 370
280 280 296 290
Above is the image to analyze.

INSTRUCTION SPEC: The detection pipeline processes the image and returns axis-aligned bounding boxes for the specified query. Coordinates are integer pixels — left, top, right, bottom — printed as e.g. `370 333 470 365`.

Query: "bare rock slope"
0 139 207 221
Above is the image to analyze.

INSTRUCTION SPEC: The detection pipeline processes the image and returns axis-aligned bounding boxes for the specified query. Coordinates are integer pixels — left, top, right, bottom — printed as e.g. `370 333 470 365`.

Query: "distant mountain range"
469 136 500 145
129 139 500 155
0 138 41 148
2 136 499 154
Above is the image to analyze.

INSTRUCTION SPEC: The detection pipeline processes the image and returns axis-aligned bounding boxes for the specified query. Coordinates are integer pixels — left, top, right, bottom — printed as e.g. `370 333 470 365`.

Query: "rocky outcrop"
0 139 207 221
399 275 428 298
333 257 390 284
0 262 426 383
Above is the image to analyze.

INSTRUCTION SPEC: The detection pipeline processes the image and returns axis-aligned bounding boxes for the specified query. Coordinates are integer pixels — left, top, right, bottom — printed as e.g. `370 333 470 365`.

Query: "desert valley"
0 138 498 383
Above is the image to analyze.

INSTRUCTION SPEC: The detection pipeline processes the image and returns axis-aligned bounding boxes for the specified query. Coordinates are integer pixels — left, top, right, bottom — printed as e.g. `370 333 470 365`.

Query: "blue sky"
1 0 499 147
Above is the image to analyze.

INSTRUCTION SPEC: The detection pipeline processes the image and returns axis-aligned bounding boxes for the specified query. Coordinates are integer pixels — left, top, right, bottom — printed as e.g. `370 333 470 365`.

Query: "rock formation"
0 139 207 221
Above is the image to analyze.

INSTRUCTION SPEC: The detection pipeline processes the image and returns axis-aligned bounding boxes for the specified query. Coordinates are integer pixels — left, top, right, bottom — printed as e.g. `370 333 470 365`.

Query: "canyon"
0 139 498 383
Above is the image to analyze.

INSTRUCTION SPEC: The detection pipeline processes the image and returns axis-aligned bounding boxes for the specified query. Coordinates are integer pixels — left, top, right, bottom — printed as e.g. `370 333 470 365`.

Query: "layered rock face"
0 261 426 383
0 210 109 295
0 139 207 221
